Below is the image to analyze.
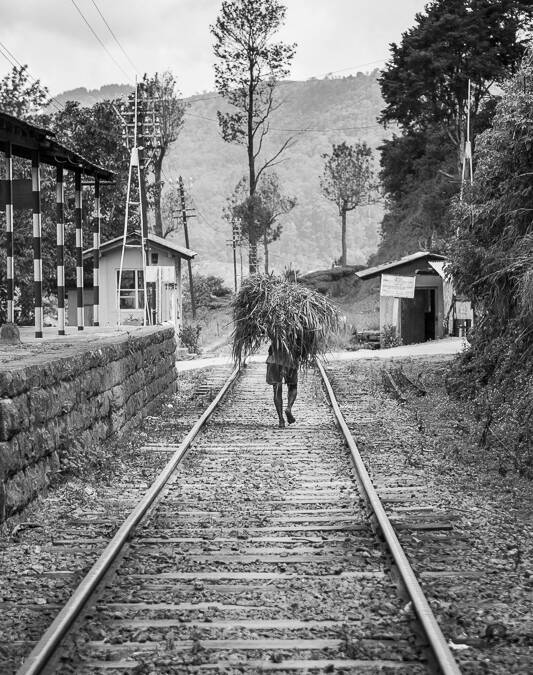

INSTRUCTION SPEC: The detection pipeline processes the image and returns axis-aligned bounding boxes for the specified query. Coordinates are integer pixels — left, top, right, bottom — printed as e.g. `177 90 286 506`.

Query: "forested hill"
56 73 389 281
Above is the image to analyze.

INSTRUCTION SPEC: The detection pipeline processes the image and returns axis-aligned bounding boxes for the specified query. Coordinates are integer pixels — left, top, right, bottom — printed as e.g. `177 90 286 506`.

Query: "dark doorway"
400 288 437 344
424 289 436 340
147 282 157 325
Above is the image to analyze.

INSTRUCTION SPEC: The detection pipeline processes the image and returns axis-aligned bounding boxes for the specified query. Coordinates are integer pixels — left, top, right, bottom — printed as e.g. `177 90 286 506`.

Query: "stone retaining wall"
0 326 177 521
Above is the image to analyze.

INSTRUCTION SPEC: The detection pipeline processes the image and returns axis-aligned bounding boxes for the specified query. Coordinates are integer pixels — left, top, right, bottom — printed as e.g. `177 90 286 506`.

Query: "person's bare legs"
285 384 297 424
273 383 285 427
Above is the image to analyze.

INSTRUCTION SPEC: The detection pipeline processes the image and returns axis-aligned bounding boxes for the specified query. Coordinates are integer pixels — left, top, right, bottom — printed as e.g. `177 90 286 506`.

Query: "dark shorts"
266 363 298 386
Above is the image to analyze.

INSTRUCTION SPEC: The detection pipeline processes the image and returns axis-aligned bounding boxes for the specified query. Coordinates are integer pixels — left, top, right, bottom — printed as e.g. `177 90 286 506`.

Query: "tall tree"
375 0 532 262
0 65 49 119
139 71 186 237
211 0 296 273
320 142 373 266
224 173 295 274
52 99 129 241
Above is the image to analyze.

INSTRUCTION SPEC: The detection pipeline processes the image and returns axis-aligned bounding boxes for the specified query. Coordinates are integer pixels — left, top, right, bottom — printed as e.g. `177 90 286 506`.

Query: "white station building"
68 232 196 331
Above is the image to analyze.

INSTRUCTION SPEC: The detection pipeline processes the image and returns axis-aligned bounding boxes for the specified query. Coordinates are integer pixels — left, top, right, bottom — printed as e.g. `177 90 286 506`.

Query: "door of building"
424 288 436 340
400 288 437 344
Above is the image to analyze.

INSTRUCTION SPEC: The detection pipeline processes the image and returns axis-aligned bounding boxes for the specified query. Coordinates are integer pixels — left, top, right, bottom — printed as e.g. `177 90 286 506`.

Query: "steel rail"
317 360 462 675
17 364 241 675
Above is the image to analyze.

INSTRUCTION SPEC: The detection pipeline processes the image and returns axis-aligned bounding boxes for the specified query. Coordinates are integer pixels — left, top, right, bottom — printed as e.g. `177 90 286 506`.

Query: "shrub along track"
15 361 461 675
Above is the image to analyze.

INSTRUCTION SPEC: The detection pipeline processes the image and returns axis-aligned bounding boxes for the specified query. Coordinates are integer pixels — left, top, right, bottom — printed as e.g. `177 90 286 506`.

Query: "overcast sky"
0 0 428 97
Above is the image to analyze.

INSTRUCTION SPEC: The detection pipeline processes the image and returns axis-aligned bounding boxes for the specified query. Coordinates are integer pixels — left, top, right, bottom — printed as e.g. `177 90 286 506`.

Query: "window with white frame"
117 270 144 310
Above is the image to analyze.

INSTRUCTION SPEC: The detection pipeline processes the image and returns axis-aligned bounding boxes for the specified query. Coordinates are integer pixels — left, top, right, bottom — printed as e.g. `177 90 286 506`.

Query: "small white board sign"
455 301 472 320
380 274 416 299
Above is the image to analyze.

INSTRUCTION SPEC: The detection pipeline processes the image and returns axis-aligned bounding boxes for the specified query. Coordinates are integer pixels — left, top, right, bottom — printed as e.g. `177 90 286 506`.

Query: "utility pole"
117 80 150 328
114 83 163 327
227 218 241 292
179 175 196 319
460 78 473 201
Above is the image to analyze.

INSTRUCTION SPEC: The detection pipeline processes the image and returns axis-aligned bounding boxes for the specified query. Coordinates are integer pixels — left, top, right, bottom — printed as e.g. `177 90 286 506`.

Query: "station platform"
0 325 151 366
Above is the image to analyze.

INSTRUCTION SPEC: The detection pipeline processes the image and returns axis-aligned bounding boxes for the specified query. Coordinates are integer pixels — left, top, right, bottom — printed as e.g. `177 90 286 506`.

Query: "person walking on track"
266 341 298 428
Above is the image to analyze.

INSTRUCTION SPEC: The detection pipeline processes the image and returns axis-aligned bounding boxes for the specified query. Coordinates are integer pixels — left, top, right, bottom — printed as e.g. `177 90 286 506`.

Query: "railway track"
17 361 461 675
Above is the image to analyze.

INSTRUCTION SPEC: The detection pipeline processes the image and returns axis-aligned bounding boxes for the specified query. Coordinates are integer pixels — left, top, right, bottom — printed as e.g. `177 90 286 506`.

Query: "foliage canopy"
374 0 532 263
0 65 49 119
225 173 296 273
139 71 186 237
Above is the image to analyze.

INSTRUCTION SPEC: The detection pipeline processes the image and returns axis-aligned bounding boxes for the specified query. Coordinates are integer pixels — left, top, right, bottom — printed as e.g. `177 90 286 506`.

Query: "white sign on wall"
380 274 416 299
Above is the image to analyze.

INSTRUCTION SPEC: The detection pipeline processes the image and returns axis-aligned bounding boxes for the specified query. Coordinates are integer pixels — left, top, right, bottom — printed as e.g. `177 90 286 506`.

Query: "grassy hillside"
56 73 389 281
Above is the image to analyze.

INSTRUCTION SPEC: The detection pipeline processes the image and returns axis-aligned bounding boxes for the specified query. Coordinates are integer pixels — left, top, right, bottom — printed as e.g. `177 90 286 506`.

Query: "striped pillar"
5 143 14 324
93 177 100 326
32 152 43 338
75 170 84 331
56 167 65 335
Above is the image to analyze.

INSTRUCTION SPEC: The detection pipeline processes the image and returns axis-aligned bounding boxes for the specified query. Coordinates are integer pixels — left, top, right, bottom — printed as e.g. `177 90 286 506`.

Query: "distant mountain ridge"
53 83 133 108
55 74 389 281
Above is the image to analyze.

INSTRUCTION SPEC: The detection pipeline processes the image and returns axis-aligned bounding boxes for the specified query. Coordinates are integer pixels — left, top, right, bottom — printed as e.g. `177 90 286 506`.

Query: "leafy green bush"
183 274 232 312
381 324 402 348
179 323 202 353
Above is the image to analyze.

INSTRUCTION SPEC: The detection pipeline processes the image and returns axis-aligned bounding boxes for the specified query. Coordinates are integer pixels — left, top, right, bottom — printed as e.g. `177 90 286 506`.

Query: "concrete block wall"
0 326 177 521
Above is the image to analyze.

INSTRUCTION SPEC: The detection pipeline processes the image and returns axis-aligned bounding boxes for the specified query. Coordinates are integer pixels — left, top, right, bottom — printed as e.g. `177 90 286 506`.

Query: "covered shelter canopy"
1 110 115 339
0 110 114 181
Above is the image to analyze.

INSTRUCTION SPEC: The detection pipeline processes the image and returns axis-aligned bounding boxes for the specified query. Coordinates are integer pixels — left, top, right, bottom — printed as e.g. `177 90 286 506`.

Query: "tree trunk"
247 59 257 274
263 230 269 274
341 208 347 265
458 119 465 181
153 152 164 237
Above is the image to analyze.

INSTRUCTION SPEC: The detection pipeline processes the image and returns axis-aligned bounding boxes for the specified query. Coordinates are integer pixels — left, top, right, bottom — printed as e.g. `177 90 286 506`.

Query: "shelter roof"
356 251 447 280
83 231 197 261
0 111 114 181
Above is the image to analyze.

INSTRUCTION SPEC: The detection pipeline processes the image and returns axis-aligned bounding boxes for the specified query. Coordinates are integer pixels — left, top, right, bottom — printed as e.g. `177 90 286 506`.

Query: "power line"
0 40 23 69
70 0 131 81
90 0 139 75
186 57 387 105
0 42 18 70
184 110 381 134
0 40 64 114
184 56 388 134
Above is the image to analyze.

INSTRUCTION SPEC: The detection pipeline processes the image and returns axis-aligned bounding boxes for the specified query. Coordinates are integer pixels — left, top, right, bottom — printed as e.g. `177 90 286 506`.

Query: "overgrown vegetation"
446 50 533 476
232 274 338 365
381 324 402 349
183 273 231 313
179 323 202 353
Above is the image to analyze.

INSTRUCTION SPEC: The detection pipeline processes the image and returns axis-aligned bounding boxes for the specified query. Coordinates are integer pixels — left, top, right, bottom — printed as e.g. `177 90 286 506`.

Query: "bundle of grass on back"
232 274 339 366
